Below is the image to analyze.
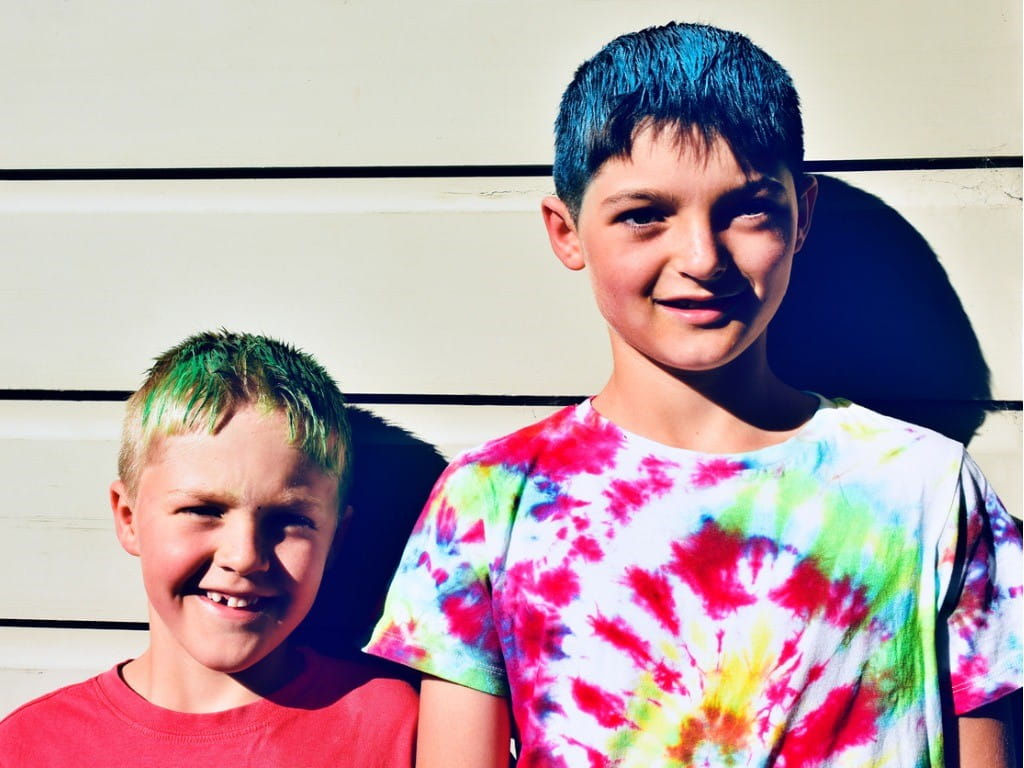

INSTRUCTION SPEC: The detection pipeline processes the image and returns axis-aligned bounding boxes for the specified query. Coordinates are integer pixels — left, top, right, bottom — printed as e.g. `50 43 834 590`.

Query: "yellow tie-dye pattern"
608 615 786 767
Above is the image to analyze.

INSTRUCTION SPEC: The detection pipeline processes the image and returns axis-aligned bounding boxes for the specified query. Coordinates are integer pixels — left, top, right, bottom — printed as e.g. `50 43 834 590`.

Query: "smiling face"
544 125 816 381
111 405 340 686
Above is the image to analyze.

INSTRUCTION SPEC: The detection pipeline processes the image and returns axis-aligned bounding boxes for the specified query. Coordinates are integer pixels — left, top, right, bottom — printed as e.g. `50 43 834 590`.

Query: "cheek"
588 259 650 319
137 524 205 585
275 538 332 592
725 234 793 288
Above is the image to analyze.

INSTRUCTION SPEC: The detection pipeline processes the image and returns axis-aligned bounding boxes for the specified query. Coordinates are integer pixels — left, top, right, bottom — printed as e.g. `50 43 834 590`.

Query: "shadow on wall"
293 407 448 662
773 178 1022 749
769 174 991 445
297 176 996 658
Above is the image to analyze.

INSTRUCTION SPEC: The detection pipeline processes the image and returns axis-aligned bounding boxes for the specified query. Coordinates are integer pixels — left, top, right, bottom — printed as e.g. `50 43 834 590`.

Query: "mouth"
200 589 275 612
651 290 751 327
653 291 743 311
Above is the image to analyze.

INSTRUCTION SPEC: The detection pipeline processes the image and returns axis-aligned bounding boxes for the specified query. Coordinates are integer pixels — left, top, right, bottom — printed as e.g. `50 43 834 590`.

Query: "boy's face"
544 126 815 378
111 405 340 680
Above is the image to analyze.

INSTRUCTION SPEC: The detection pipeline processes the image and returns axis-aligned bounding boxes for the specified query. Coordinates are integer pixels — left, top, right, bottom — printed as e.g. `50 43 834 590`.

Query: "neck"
121 639 301 714
595 341 816 453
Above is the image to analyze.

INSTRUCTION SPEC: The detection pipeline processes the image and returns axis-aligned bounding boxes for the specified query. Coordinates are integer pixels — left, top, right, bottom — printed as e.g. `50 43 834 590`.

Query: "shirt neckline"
575 392 839 464
93 647 321 738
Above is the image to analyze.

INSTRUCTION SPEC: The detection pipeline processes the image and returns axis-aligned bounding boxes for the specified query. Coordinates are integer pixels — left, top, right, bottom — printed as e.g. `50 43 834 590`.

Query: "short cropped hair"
553 22 805 218
118 330 352 503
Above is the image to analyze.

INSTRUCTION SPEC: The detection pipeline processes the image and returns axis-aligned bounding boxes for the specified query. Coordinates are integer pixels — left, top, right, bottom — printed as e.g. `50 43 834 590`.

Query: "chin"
189 640 282 676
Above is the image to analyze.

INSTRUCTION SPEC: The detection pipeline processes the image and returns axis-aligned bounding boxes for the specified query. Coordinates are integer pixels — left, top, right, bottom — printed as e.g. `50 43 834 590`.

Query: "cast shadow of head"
292 177 992 663
772 176 1024 754
769 174 991 445
292 407 448 668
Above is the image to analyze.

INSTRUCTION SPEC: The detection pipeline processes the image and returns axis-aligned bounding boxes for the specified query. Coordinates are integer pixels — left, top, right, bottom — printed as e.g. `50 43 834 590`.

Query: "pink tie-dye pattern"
366 401 1022 767
667 521 761 619
691 457 749 488
624 566 680 635
604 455 677 524
472 404 622 481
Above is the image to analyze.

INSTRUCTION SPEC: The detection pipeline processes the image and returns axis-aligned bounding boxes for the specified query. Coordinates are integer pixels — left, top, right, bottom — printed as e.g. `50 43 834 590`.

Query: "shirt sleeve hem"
363 634 509 698
950 658 1024 715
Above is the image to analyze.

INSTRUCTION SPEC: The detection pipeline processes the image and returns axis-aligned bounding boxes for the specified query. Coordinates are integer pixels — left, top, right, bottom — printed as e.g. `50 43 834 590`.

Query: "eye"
730 197 785 222
615 206 666 229
180 505 223 518
260 510 320 546
268 510 318 532
283 512 317 530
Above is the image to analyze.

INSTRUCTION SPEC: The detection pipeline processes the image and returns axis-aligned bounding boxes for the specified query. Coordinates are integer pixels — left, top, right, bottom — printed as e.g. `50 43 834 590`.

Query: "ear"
793 174 818 253
110 480 141 557
540 195 586 271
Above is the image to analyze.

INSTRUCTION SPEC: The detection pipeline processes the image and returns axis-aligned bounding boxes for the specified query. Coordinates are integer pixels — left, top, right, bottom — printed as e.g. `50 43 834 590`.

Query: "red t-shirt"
0 648 417 767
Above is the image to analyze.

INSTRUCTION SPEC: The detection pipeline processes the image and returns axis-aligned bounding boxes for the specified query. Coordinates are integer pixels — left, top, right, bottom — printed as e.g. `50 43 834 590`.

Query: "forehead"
140 407 333 490
583 125 794 210
134 409 337 512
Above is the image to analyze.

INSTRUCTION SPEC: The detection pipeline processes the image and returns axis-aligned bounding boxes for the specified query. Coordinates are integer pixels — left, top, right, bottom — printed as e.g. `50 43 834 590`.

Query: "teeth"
205 590 261 609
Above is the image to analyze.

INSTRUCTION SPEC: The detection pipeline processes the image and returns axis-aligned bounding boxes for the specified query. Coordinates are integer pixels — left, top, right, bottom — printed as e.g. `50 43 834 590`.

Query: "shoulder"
818 397 965 463
0 672 108 756
1 673 104 727
291 649 418 711
425 400 623 514
273 651 417 766
446 399 622 477
458 402 586 463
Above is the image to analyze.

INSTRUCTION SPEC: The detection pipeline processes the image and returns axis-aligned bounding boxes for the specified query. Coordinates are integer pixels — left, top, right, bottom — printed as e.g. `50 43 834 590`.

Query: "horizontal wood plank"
0 403 1019 719
0 627 147 720
0 401 1018 626
0 2 1018 169
0 168 1018 400
3 0 1019 729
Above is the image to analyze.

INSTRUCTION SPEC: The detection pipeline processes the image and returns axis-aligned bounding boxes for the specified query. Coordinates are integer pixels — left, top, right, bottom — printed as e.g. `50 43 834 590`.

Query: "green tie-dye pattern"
366 398 1021 767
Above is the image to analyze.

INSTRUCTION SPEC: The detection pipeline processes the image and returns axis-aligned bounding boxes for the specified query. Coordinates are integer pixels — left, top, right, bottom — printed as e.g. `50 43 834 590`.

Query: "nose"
214 515 270 576
668 217 727 282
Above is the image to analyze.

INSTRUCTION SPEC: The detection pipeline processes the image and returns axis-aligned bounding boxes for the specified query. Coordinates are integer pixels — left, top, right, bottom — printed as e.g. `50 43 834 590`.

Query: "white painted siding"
1 0 1019 719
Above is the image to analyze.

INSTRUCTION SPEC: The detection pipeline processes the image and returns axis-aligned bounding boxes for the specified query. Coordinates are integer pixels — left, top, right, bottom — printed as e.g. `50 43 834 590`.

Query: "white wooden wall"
1 1 1020 718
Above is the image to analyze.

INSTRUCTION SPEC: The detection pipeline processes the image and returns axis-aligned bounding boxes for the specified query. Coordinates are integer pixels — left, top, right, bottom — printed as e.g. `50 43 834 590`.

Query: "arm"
416 676 511 768
956 695 1017 768
938 456 1022 768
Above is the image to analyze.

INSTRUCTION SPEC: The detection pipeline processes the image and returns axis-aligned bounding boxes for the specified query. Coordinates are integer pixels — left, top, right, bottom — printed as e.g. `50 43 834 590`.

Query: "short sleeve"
364 456 512 696
938 452 1023 715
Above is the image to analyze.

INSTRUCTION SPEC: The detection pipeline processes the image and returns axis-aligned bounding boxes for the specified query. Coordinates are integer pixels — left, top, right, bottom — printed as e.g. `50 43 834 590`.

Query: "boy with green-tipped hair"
0 330 417 767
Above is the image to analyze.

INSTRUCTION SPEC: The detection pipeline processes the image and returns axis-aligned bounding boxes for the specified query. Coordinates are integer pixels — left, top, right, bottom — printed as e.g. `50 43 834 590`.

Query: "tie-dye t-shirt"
366 397 1022 767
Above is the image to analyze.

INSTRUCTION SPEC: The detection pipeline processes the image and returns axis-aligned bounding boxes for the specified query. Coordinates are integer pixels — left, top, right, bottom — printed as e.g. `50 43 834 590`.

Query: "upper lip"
654 290 743 308
193 593 276 610
198 587 279 604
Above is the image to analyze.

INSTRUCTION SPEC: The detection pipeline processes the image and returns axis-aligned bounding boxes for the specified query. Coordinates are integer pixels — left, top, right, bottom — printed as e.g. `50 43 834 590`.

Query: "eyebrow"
598 189 673 209
167 488 325 509
168 488 237 504
724 177 789 198
599 177 789 210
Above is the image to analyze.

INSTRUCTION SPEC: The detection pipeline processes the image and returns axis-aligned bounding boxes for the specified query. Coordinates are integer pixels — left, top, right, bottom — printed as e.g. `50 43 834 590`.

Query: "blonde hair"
118 330 352 501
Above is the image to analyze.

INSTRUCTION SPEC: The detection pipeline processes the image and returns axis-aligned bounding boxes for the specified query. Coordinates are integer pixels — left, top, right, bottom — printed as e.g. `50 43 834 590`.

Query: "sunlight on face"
124 406 340 683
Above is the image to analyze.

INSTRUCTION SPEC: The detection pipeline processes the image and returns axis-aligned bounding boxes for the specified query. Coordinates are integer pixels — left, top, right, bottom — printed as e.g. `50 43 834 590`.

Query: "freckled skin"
570 129 808 378
111 407 340 711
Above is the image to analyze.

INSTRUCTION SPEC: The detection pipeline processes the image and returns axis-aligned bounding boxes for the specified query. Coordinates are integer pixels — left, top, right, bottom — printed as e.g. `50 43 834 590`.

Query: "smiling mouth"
204 590 266 610
654 293 742 310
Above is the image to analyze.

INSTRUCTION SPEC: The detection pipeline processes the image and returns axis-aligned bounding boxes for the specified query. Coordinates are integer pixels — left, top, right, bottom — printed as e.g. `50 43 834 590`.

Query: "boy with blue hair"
366 22 1022 767
0 330 417 766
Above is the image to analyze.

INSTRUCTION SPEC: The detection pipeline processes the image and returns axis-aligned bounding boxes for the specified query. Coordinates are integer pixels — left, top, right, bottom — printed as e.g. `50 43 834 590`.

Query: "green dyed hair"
118 330 352 503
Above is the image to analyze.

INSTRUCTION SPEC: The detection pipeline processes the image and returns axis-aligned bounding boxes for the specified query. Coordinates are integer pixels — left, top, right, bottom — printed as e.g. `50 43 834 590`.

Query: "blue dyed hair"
553 22 805 218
